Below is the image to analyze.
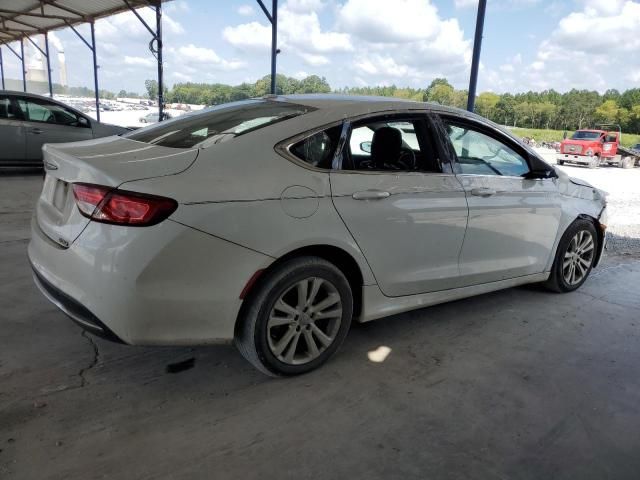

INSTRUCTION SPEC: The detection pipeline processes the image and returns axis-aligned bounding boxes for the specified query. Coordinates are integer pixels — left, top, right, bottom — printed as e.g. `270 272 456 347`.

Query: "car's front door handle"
30 128 43 135
352 190 390 200
470 187 496 197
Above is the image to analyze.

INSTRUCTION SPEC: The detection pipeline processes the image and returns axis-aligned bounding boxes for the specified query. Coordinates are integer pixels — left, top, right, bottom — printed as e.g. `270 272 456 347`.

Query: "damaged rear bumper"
31 264 125 343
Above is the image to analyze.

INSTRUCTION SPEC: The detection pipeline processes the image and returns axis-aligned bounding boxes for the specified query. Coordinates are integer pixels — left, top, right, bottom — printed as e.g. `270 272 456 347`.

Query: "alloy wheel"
267 277 343 365
562 230 595 285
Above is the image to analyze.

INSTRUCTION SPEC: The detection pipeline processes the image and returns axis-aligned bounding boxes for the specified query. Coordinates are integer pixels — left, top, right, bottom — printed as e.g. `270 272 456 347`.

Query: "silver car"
29 95 607 376
0 91 127 167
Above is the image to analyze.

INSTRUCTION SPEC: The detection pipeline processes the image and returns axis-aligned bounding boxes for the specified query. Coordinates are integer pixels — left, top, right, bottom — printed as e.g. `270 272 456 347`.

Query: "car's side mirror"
360 141 372 153
77 116 90 128
522 169 557 180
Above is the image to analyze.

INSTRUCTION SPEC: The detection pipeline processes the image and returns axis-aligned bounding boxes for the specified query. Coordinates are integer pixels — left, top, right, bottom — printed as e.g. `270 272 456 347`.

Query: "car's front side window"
445 123 530 177
340 116 441 173
18 99 83 127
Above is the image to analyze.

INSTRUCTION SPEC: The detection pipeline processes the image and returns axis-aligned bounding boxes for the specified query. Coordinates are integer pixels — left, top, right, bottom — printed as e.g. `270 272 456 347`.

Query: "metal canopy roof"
0 0 159 45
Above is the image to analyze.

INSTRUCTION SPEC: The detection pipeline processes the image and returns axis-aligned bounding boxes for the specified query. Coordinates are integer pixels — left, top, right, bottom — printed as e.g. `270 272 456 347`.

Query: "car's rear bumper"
31 265 125 343
28 215 272 345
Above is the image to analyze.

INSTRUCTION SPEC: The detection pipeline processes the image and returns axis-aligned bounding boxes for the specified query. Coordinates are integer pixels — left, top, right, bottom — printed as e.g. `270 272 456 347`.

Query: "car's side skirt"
358 272 550 323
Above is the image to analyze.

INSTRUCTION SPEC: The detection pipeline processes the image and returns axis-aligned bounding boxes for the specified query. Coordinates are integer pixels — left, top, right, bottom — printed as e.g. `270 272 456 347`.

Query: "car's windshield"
571 131 601 140
125 99 314 148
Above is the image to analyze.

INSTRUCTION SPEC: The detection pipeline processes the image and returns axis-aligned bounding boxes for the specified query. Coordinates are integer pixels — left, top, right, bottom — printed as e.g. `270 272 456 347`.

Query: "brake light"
72 183 178 226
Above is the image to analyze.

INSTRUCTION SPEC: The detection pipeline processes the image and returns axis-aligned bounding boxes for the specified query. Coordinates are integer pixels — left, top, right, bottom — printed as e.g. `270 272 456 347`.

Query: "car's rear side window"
0 96 21 120
290 125 343 169
125 99 315 149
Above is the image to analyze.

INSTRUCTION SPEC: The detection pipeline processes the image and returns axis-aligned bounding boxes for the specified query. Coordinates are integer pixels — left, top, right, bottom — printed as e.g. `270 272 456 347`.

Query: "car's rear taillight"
72 183 178 226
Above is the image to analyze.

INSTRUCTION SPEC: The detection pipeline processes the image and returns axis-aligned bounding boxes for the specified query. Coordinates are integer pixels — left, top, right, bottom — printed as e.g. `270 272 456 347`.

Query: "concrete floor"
2 173 640 480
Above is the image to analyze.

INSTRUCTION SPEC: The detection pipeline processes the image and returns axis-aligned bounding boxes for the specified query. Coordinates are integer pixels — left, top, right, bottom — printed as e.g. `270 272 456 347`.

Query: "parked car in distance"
139 111 171 123
29 95 608 376
0 91 128 167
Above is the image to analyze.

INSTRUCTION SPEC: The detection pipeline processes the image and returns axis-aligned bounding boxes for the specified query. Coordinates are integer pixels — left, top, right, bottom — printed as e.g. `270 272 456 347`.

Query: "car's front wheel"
235 256 353 376
544 219 598 293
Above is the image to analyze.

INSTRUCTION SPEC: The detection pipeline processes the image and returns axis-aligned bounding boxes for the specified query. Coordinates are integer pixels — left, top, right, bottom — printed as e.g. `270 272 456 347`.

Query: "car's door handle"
352 190 390 200
30 128 43 134
470 187 496 197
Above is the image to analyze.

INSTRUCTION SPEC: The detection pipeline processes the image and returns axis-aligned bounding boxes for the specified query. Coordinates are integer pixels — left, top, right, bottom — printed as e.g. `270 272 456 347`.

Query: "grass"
509 127 640 148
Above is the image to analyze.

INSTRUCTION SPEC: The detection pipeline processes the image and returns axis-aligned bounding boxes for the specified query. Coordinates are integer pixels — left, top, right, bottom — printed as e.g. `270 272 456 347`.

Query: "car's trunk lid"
36 136 198 248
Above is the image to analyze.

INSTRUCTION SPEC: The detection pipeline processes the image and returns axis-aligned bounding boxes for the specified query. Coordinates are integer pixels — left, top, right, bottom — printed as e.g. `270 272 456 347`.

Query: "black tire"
557 160 565 166
235 256 353 376
543 219 598 293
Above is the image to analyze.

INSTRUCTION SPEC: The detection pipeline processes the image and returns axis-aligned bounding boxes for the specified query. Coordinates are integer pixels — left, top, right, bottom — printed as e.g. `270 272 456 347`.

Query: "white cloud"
300 53 330 66
337 0 440 43
124 56 154 67
172 71 192 82
226 0 471 86
286 0 326 12
224 2 352 66
223 21 271 52
237 4 255 16
482 1 640 93
174 44 246 70
454 0 477 8
95 8 184 41
177 44 221 63
165 1 190 14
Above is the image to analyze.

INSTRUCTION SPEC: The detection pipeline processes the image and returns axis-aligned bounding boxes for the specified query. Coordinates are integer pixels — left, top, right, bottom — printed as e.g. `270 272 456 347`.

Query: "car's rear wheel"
235 256 353 376
544 219 598 293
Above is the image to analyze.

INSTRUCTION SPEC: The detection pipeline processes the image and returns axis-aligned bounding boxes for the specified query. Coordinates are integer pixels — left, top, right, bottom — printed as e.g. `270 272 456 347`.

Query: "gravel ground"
536 148 640 255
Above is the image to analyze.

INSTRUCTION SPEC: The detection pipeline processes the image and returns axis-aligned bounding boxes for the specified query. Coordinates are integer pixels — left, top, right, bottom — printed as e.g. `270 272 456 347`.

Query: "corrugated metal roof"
0 0 166 45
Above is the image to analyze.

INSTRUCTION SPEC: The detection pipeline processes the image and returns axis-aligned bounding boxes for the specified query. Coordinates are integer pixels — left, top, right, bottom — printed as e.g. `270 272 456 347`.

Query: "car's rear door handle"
30 128 43 134
470 187 496 197
352 190 390 200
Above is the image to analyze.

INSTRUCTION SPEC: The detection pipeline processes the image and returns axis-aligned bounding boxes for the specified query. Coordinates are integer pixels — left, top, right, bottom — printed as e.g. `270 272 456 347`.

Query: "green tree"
145 79 158 100
475 92 500 120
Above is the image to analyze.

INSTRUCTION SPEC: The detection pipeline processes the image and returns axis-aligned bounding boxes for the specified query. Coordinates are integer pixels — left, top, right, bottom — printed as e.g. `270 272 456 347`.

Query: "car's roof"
1 90 56 100
272 93 467 117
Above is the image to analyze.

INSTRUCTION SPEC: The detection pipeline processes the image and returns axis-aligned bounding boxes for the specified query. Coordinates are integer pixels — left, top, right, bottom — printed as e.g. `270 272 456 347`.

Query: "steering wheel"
396 148 416 170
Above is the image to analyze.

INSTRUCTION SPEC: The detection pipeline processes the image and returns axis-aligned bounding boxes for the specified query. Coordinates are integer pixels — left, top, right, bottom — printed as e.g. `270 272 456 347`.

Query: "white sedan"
29 95 607 376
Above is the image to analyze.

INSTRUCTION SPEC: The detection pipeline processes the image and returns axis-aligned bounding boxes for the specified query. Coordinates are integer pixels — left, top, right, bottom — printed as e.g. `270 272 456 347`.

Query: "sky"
3 0 640 95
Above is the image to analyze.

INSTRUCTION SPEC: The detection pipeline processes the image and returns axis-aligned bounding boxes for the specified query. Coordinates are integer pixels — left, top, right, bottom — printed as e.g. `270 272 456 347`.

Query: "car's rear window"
124 99 315 149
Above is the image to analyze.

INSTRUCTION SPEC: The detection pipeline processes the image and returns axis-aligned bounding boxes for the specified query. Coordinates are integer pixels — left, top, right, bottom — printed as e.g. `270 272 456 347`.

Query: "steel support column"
44 33 53 96
467 0 487 113
68 21 100 121
124 0 164 121
270 0 278 94
155 3 164 122
5 42 25 90
20 38 26 91
90 22 100 121
257 0 279 94
0 47 4 90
